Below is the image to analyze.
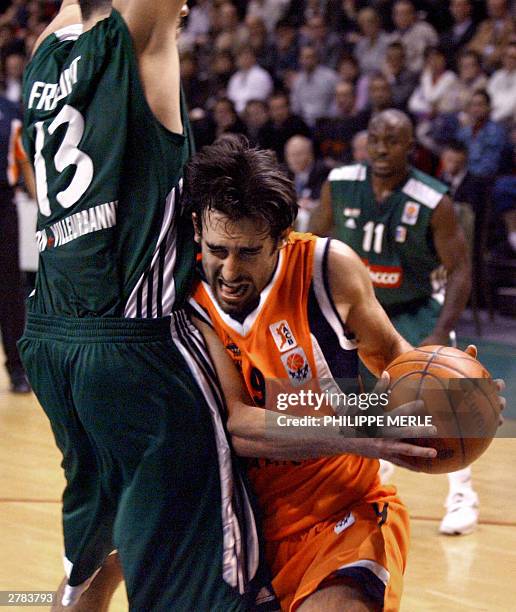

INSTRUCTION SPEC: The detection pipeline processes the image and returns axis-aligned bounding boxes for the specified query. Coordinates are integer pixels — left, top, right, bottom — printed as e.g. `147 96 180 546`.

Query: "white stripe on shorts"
170 310 260 594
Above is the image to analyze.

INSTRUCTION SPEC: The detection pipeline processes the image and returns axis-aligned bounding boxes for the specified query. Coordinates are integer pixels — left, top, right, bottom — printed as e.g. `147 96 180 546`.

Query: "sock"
447 467 473 492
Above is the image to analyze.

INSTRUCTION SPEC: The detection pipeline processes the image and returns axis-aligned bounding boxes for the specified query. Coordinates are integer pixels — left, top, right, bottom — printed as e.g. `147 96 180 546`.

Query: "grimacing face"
194 211 283 317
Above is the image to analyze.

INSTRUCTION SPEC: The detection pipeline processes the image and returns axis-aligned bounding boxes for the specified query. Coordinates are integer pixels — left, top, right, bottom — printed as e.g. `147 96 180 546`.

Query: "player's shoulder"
402 167 449 210
328 163 367 183
286 231 317 246
29 10 125 67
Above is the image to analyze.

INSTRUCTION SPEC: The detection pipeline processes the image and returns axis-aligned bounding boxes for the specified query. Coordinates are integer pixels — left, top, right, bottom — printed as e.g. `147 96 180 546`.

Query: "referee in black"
0 93 35 392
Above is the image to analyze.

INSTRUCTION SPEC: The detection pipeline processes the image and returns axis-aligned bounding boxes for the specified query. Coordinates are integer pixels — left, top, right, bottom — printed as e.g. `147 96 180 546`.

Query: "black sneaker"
9 371 31 394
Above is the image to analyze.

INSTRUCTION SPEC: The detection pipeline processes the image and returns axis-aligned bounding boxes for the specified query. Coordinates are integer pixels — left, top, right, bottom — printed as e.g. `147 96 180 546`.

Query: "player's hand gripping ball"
385 345 502 473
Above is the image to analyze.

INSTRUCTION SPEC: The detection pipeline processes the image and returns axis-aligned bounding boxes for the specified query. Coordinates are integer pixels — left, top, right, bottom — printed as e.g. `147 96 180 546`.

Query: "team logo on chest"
270 320 297 352
343 207 361 218
395 225 407 243
224 333 243 371
401 201 420 225
281 348 312 385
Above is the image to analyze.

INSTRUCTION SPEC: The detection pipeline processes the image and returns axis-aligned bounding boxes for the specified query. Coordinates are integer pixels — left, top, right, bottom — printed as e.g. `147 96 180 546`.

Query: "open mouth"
217 279 249 301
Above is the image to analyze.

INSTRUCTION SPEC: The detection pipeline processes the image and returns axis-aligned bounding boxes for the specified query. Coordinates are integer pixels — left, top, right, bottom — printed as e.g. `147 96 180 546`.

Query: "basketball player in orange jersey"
186 135 441 612
186 137 506 611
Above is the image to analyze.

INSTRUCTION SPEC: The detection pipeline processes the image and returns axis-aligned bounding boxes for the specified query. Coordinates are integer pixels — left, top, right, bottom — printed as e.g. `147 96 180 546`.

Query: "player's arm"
31 0 82 57
192 316 435 465
326 240 412 376
308 180 333 236
116 0 185 134
15 135 37 200
422 195 471 346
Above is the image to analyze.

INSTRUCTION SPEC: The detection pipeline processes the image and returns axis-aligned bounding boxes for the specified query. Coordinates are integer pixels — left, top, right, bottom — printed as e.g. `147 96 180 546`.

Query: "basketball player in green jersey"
312 109 479 536
20 2 275 610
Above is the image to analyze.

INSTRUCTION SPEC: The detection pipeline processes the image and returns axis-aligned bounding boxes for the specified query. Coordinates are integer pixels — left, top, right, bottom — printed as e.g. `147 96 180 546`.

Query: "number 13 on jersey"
34 104 94 216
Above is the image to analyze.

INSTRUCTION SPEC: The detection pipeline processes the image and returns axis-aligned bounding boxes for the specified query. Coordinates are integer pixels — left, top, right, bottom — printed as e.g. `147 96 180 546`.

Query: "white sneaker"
439 489 479 535
379 460 395 484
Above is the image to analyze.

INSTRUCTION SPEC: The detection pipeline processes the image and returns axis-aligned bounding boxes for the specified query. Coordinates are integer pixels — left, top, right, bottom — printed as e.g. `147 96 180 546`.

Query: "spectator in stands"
290 45 339 126
285 135 330 231
468 0 514 71
204 50 235 108
439 0 478 62
491 123 516 255
227 44 273 113
408 46 458 118
269 19 299 84
213 96 247 138
246 0 290 34
487 41 516 124
258 91 311 162
214 2 247 53
243 99 269 145
355 73 396 127
315 81 366 166
336 51 370 111
337 52 360 85
439 140 486 224
453 50 488 114
243 15 271 70
301 14 343 70
389 0 438 73
181 0 212 49
2 50 24 103
456 89 509 179
352 130 369 163
382 41 419 110
180 52 209 113
354 7 390 76
191 97 247 149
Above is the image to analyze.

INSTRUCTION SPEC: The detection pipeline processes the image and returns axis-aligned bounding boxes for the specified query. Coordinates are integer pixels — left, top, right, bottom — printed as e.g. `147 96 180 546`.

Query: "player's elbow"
230 435 257 457
227 403 266 456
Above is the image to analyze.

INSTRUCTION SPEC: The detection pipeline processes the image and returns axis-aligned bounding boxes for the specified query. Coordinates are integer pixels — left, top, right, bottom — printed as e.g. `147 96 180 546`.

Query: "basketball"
385 346 500 474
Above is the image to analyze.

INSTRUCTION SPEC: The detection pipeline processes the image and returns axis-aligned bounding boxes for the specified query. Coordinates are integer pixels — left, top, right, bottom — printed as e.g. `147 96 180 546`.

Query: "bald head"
367 110 414 177
369 109 413 140
285 136 314 174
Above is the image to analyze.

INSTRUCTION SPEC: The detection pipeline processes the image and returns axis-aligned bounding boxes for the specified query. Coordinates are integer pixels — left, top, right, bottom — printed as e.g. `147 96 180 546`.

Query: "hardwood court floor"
2 381 516 611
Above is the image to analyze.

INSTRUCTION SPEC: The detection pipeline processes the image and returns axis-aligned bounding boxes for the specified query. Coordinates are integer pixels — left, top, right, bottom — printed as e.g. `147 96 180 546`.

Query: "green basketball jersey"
329 164 448 307
22 10 194 317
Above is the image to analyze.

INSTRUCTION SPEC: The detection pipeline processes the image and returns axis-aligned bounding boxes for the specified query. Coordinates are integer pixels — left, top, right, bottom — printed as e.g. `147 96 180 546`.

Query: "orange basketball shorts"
266 495 409 611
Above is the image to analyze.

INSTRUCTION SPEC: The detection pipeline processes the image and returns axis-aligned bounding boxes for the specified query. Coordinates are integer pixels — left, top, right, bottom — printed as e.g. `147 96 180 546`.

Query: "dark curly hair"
184 135 298 242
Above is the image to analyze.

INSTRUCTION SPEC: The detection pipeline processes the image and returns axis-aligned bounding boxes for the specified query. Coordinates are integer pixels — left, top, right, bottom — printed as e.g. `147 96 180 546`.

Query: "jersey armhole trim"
313 238 357 351
54 24 83 41
188 297 214 329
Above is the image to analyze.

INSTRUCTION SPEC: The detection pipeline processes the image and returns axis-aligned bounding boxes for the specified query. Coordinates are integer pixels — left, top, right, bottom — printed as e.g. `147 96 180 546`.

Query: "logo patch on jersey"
270 320 297 352
334 512 355 534
395 225 407 243
363 260 403 288
401 201 420 225
281 348 312 385
224 333 243 371
345 218 357 229
344 207 361 218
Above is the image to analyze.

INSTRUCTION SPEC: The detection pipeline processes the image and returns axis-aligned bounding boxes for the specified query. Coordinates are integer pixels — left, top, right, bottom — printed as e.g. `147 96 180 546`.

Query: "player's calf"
51 553 123 612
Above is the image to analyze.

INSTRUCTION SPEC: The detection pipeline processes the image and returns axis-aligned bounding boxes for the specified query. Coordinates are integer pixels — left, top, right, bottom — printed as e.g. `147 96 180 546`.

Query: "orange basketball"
385 346 500 474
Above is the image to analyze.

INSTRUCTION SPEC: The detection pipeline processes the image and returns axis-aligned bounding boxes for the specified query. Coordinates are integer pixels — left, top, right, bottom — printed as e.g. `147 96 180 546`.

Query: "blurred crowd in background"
0 0 515 258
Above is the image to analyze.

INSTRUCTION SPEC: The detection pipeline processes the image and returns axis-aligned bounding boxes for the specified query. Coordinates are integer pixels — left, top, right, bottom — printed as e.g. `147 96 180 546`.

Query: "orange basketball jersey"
192 233 383 540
